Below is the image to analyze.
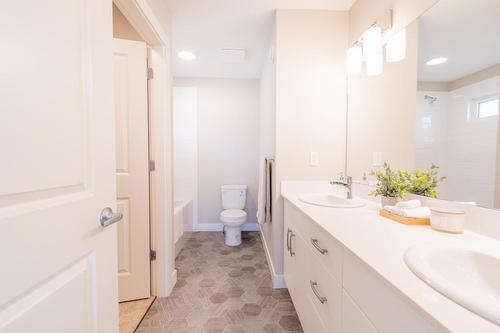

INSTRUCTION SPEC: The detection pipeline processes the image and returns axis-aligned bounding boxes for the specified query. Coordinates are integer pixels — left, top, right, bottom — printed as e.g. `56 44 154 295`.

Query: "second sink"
404 241 500 326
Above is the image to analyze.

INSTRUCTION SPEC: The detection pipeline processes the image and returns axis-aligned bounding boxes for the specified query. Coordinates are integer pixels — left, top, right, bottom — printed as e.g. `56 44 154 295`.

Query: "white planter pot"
381 196 399 207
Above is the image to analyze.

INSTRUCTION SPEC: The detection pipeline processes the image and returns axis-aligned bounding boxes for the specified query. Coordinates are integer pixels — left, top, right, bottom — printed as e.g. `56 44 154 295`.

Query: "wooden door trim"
113 0 175 298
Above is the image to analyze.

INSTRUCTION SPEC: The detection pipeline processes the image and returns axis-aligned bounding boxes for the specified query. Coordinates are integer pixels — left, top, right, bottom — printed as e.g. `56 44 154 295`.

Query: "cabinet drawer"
342 290 379 333
285 201 343 282
343 251 445 333
284 220 328 333
306 238 342 332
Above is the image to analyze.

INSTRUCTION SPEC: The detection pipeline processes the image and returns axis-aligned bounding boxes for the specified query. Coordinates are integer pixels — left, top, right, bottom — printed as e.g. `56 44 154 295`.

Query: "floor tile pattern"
119 296 155 333
137 232 303 333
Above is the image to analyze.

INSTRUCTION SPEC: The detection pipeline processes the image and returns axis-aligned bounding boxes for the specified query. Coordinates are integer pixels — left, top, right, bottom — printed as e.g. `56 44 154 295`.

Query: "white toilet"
220 185 247 246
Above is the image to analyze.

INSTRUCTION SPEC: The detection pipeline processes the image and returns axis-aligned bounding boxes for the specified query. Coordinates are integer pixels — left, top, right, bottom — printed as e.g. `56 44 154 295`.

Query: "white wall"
275 10 348 182
174 78 260 230
259 9 349 286
259 43 276 280
259 49 276 164
416 76 500 207
173 87 198 230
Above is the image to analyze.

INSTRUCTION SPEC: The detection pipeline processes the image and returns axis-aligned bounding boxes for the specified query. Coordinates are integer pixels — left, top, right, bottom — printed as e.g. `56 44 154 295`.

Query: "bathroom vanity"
282 181 500 333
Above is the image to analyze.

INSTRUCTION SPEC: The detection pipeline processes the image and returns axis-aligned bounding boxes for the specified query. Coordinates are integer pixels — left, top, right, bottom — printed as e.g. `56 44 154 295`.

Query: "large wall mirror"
415 0 500 208
346 0 500 209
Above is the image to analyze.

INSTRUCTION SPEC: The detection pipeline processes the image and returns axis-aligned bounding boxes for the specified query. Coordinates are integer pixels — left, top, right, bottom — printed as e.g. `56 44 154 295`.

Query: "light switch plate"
310 152 319 166
373 152 383 167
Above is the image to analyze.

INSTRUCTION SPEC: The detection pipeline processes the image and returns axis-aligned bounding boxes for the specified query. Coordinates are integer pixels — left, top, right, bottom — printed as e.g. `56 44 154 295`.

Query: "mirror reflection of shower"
424 94 437 104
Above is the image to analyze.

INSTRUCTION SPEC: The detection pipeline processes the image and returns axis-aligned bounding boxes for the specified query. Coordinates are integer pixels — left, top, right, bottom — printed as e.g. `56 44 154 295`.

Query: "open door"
0 1 118 332
113 38 151 302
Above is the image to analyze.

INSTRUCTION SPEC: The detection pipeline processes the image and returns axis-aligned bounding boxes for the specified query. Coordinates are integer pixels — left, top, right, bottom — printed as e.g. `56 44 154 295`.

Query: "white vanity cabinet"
284 201 342 332
283 200 445 333
284 220 330 333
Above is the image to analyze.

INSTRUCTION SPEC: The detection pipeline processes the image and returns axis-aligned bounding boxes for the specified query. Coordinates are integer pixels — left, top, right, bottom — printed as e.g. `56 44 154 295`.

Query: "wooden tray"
379 209 430 225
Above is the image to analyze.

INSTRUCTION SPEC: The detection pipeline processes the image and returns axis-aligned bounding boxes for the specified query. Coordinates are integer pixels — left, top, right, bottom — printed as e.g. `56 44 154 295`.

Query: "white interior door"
0 1 118 332
113 38 151 302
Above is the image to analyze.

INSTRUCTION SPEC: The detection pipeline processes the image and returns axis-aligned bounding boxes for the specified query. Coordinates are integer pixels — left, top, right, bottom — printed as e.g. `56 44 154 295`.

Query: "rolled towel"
395 199 421 209
399 207 431 219
383 205 431 219
383 205 404 216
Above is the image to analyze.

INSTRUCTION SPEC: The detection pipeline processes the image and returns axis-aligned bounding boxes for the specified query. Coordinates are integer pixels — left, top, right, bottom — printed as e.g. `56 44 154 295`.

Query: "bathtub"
174 199 192 256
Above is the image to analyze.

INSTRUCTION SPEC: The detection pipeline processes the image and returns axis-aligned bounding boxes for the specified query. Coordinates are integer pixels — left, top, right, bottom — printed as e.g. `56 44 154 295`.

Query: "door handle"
100 207 123 227
289 231 295 256
310 280 327 304
311 238 328 255
286 229 291 252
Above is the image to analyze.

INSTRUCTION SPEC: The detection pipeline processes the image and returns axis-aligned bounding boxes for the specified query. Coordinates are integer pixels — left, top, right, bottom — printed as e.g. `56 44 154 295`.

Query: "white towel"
395 199 421 209
384 205 402 215
257 158 273 224
384 205 431 219
400 207 431 218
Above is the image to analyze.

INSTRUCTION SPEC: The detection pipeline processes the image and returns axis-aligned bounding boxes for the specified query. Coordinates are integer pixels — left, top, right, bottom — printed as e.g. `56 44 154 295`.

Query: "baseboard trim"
194 222 261 232
168 269 177 295
259 225 287 289
272 274 286 289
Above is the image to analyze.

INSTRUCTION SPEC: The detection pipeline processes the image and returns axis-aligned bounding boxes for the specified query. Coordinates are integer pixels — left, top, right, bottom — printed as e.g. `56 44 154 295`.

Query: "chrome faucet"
330 176 353 199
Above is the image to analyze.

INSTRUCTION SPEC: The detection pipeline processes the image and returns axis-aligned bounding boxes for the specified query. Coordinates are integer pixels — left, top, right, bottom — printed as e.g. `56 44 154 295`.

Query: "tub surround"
281 181 500 332
174 199 192 256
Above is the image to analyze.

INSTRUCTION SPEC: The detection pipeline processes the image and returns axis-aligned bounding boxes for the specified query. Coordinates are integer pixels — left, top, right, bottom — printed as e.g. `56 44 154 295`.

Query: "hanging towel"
257 158 273 224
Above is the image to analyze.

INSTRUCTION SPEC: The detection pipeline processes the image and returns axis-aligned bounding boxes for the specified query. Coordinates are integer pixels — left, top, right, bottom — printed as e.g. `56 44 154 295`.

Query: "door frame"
113 0 176 297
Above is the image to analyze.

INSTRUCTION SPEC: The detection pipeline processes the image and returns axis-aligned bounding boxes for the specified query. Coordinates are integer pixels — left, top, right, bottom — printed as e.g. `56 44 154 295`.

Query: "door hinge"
150 249 156 261
148 160 156 172
147 67 154 80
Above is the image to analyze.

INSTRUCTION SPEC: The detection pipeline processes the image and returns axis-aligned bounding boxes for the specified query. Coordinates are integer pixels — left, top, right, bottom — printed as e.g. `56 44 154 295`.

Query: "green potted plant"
405 164 446 198
369 162 408 206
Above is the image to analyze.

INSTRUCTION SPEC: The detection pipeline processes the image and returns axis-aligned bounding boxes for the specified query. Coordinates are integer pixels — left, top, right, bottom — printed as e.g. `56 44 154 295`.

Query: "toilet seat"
220 209 247 224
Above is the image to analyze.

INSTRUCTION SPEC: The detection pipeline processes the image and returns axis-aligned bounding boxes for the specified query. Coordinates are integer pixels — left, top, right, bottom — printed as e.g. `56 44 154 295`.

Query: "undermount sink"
298 193 365 208
404 242 500 325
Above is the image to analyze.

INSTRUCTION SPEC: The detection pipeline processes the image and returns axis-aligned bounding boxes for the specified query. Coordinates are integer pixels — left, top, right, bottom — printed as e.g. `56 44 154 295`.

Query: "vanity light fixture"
178 51 196 61
386 28 406 62
426 57 448 66
347 18 406 76
347 45 363 75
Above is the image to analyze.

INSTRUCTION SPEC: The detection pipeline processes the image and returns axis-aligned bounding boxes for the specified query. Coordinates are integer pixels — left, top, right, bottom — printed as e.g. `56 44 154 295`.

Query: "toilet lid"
220 209 247 219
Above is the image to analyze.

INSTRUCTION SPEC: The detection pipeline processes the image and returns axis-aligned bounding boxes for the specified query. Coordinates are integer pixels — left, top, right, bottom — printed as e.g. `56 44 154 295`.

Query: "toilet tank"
221 185 247 210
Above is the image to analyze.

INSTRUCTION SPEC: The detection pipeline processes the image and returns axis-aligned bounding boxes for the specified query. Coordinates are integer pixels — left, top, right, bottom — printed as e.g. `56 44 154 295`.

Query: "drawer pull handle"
310 280 327 304
289 231 295 256
286 229 291 252
311 238 328 255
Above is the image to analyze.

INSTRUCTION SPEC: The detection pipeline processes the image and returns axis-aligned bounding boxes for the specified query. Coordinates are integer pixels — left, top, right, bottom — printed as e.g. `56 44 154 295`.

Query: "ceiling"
418 0 500 83
166 0 356 79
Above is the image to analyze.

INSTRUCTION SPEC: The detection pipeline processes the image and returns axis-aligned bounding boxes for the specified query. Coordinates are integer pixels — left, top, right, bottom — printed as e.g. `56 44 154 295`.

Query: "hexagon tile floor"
136 232 304 333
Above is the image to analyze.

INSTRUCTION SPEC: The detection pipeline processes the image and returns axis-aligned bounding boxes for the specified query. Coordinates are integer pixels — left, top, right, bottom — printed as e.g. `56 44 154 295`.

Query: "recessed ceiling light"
426 57 447 66
178 51 196 61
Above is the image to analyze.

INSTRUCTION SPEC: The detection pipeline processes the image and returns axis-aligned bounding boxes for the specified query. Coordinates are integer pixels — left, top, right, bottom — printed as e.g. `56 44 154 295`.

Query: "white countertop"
281 181 500 333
